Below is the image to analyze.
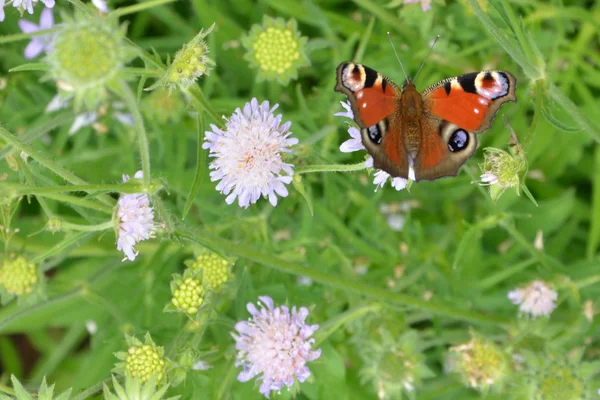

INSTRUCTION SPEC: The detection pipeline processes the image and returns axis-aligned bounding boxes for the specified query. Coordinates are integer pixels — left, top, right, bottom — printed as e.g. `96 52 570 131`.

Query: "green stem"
575 275 600 289
314 303 380 346
119 80 151 187
65 0 93 15
25 192 113 214
295 161 367 174
524 79 544 150
60 220 113 232
1 181 143 196
176 228 509 327
111 0 177 17
185 85 221 124
0 27 61 44
0 127 115 207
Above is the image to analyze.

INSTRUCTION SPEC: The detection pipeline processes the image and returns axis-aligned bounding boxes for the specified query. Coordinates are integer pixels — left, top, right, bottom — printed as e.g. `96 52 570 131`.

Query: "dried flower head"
449 334 509 393
0 256 38 297
203 98 298 208
149 24 215 90
232 296 321 398
114 333 168 384
169 273 205 315
242 16 309 84
114 171 156 262
508 280 557 318
187 252 232 291
336 101 415 191
46 12 132 110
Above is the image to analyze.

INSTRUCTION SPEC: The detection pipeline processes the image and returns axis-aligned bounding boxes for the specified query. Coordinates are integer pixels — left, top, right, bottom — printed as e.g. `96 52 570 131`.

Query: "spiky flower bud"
449 334 509 393
535 363 586 400
46 13 132 110
114 333 167 383
242 16 309 84
170 275 205 315
148 24 215 90
0 256 38 296
187 252 232 291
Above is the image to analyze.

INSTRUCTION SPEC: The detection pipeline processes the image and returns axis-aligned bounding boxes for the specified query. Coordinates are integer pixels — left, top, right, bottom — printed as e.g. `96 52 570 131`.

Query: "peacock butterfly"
334 62 517 181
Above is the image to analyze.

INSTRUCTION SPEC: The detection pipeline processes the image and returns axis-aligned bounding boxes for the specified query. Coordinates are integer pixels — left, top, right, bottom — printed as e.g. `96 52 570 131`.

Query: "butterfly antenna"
387 32 409 82
414 35 440 83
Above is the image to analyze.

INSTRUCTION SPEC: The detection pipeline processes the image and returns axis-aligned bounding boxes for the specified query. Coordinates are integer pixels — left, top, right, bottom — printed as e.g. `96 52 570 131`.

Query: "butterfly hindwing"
335 62 409 178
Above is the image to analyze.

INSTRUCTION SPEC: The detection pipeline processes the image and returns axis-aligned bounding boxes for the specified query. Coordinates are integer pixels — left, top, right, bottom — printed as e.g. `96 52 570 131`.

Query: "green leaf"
292 174 314 216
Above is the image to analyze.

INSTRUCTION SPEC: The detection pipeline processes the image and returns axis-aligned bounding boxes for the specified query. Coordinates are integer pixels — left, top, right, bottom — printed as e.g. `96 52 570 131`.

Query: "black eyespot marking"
448 129 469 152
381 79 388 93
457 72 479 94
483 71 494 81
363 66 378 88
365 125 382 144
443 80 451 95
352 64 360 75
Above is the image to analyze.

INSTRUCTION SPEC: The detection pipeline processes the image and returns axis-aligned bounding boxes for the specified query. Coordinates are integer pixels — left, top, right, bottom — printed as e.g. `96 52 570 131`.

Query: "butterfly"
334 62 517 181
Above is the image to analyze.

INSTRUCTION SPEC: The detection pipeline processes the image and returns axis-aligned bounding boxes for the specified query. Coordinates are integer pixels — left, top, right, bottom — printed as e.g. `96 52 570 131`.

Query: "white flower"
18 7 54 59
335 101 413 191
116 171 155 261
232 296 321 398
508 280 557 318
203 98 298 208
91 0 108 13
1 0 54 21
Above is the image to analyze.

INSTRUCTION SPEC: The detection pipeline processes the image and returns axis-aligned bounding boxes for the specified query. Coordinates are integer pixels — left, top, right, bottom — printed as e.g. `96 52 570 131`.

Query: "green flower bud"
0 256 38 296
121 334 167 383
142 87 186 124
536 363 586 400
449 334 509 393
46 13 132 111
242 16 309 84
171 276 205 314
188 252 232 291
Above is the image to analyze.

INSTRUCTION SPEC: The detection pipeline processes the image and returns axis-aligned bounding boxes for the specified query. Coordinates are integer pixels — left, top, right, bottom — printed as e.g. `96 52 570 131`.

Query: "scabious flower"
508 280 557 318
535 362 586 400
18 7 54 59
232 296 321 398
147 24 215 90
114 333 168 383
0 255 38 296
242 16 309 84
115 171 155 262
449 334 509 393
186 252 232 291
45 11 132 110
0 0 54 22
336 101 415 191
91 0 108 13
403 0 431 12
203 98 298 208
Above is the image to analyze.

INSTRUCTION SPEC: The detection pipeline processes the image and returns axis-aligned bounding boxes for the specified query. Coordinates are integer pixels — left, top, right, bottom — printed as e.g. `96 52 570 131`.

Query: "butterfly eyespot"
366 125 382 144
448 129 469 152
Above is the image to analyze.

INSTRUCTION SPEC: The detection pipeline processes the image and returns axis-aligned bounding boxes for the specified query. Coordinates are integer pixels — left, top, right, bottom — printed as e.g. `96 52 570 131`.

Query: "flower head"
92 0 108 13
46 12 131 110
18 7 54 59
232 296 321 398
508 280 557 318
115 171 155 261
1 0 54 21
187 252 232 291
203 98 298 208
148 24 215 90
449 334 509 392
336 101 414 191
535 362 586 400
115 333 167 383
170 273 205 315
242 16 309 84
0 255 38 296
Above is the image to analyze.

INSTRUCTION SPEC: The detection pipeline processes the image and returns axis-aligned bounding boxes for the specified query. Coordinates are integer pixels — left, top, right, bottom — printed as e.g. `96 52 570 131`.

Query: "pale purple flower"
91 0 108 13
232 296 321 398
203 98 298 208
508 280 557 318
403 0 431 12
18 7 53 58
1 0 54 21
116 171 155 261
335 101 414 192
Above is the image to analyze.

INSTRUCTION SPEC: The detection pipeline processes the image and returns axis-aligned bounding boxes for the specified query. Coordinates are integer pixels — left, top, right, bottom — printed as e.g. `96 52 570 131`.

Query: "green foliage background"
0 0 599 398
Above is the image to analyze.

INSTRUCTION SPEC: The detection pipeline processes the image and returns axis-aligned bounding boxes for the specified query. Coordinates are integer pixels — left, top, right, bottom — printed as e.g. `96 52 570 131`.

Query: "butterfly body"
335 62 517 181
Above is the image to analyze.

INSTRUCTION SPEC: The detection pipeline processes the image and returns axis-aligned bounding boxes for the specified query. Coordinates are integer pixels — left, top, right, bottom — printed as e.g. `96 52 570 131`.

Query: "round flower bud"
189 253 232 291
536 363 585 400
0 256 38 296
125 342 166 383
242 16 309 84
171 277 205 314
